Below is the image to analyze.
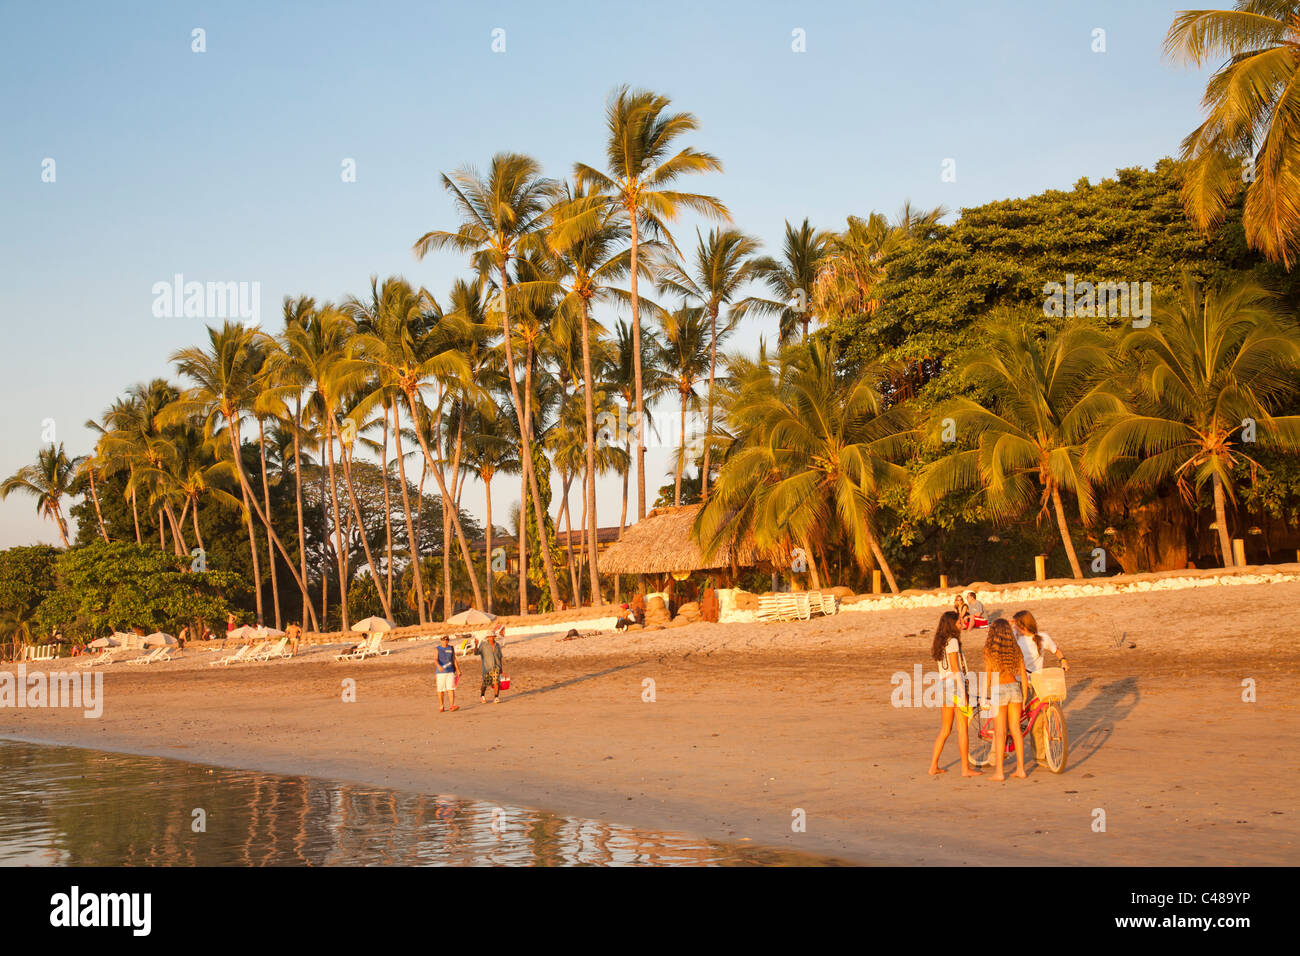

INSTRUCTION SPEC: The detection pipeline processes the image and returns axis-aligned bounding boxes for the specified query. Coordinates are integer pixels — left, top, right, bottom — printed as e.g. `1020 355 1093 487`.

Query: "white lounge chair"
209 644 252 667
251 638 289 661
79 647 124 667
127 647 167 666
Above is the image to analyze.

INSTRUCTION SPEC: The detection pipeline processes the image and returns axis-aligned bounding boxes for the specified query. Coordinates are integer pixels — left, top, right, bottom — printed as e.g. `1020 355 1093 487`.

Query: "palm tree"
265 295 323 630
575 87 729 521
813 204 944 320
1164 2 1300 267
163 323 315 620
914 321 1122 579
351 278 485 614
1091 273 1300 566
462 403 520 615
751 218 831 344
607 319 667 535
2 444 82 547
412 153 562 611
77 421 113 543
656 227 766 499
658 305 710 505
697 340 912 592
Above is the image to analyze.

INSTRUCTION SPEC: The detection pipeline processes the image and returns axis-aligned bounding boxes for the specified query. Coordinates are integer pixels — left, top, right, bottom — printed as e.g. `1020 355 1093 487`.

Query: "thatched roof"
598 504 763 575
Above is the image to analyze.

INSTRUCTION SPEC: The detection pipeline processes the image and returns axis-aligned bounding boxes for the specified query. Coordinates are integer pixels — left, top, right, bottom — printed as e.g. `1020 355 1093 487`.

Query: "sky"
0 0 1214 547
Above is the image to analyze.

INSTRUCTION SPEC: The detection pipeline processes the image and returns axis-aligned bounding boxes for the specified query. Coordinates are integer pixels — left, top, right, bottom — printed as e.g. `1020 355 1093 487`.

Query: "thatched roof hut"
599 504 764 575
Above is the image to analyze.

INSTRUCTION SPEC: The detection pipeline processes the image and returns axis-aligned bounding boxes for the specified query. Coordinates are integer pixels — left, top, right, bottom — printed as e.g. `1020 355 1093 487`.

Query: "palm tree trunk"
518 468 528 615
442 493 453 618
800 534 823 589
402 390 484 610
87 467 109 542
256 417 282 629
1050 485 1084 579
337 421 395 621
130 477 142 544
498 264 562 608
619 432 630 538
381 402 394 609
484 469 494 615
190 496 205 555
291 398 319 631
560 475 580 606
863 523 900 594
630 214 647 521
164 502 187 555
675 391 686 506
392 413 426 623
578 299 602 605
1212 472 1235 568
319 438 329 626
237 475 264 623
324 423 350 629
702 306 718 500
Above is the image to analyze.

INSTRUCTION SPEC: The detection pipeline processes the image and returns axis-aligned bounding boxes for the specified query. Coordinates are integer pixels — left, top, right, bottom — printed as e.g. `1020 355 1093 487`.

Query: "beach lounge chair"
209 644 252 667
334 638 368 661
127 647 167 666
250 638 289 661
80 647 124 667
366 633 390 658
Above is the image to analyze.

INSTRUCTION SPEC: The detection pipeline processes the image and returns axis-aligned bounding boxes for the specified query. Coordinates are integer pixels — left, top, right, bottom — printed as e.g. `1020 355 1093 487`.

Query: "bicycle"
966 670 1069 773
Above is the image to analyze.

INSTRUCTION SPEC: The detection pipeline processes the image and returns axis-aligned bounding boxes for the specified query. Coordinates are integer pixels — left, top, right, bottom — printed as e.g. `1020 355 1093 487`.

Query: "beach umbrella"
88 636 120 648
445 608 495 627
143 631 178 646
227 625 261 640
350 616 395 634
255 626 286 637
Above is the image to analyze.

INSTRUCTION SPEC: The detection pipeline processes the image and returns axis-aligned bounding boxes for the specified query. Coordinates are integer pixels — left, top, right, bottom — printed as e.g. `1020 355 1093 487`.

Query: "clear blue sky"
0 0 1211 547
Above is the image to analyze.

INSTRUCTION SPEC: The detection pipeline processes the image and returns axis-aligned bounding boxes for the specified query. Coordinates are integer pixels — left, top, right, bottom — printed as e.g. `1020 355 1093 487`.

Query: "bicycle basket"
1029 667 1067 702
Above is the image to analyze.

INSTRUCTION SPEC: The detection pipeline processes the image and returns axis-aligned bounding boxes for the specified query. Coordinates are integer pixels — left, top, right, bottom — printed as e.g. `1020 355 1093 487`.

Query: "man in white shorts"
435 634 462 712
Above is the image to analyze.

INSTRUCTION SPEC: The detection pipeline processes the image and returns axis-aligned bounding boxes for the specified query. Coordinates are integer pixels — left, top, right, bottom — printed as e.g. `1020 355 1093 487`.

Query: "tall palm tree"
77 420 113 543
914 321 1122 579
2 444 82 547
813 204 945 320
607 319 667 535
1091 273 1300 566
575 87 729 521
658 305 710 505
412 153 562 611
697 340 912 592
656 227 766 499
1164 2 1300 267
265 295 323 630
462 403 520 615
750 218 831 345
352 278 485 613
163 323 314 619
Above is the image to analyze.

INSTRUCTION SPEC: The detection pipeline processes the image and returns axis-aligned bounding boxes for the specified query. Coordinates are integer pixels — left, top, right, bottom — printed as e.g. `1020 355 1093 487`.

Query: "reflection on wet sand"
0 739 844 867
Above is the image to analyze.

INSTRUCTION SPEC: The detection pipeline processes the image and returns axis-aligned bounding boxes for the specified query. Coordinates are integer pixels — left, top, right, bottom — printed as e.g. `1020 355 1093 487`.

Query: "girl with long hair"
928 611 981 777
983 618 1028 781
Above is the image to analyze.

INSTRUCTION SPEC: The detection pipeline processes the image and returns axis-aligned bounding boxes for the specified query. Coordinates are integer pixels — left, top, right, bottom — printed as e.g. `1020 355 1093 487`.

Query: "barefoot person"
928 611 981 777
1012 610 1069 758
983 618 1028 781
435 634 461 712
474 629 505 704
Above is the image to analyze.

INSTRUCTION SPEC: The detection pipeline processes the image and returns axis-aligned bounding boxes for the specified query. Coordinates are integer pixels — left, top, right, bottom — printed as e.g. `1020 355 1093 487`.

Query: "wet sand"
3 578 1298 865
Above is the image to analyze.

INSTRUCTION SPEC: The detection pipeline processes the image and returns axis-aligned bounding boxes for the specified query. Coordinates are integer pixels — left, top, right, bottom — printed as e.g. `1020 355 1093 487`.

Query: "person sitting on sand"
953 593 971 629
964 590 988 628
474 630 505 704
928 611 981 778
435 634 462 712
614 603 636 631
982 619 1028 781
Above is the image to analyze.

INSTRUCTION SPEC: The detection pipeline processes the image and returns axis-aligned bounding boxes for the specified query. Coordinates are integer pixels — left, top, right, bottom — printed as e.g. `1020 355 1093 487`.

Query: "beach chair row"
74 645 178 668
334 633 390 662
208 638 293 667
755 590 839 623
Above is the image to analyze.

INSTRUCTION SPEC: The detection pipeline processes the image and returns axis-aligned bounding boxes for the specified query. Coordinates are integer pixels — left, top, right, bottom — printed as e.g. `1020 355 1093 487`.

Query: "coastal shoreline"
4 579 1298 866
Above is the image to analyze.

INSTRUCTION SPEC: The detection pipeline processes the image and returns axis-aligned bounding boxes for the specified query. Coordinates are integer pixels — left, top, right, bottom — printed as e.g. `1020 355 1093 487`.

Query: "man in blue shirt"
435 634 462 712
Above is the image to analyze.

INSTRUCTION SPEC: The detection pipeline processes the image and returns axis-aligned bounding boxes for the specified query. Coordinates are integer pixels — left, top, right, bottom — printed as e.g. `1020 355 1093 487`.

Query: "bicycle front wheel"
967 711 992 767
1040 702 1069 773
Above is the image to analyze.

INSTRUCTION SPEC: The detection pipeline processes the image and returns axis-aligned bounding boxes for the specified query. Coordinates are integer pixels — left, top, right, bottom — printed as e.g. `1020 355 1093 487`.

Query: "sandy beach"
3 576 1298 866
